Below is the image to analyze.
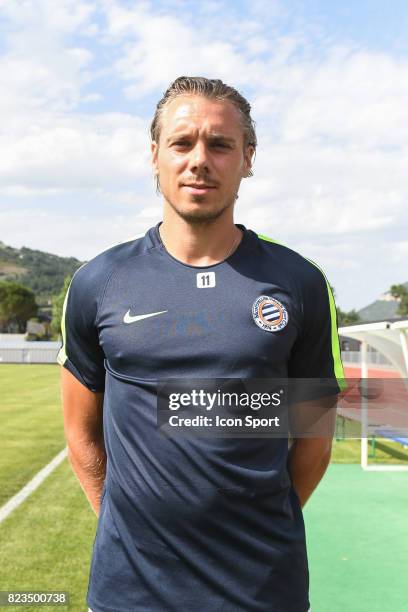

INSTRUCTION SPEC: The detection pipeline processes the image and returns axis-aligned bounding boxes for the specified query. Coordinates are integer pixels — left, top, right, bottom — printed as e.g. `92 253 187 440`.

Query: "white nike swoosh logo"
123 309 168 324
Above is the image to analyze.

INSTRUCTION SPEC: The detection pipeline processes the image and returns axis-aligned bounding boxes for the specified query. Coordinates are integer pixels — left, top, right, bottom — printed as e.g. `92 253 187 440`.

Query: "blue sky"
0 0 408 311
284 0 408 54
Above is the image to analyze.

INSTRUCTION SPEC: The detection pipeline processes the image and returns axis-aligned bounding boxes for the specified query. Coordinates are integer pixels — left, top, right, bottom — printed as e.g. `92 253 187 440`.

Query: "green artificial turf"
304 464 408 612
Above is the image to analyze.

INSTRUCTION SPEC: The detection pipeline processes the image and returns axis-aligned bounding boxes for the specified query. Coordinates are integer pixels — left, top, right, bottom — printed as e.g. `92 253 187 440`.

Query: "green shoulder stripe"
257 233 281 245
305 258 346 390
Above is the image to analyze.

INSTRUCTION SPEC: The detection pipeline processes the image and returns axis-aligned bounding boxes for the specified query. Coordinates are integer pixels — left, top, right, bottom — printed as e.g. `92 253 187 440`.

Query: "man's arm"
61 367 106 516
287 395 337 508
287 437 332 508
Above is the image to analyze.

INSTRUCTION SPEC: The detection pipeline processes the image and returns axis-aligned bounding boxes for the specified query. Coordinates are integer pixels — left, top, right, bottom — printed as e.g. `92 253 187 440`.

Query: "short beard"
164 193 238 226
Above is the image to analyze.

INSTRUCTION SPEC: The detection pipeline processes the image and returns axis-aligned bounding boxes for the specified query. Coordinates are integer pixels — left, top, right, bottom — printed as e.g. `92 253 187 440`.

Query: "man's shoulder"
256 231 328 289
71 232 153 292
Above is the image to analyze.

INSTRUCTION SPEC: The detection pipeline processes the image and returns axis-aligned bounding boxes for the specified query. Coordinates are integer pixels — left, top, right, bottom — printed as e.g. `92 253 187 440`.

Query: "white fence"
0 335 60 364
341 350 392 367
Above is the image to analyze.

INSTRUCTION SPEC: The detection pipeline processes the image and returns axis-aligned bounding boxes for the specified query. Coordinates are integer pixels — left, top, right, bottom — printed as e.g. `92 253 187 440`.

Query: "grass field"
0 364 407 611
0 365 65 507
0 365 95 610
0 462 96 611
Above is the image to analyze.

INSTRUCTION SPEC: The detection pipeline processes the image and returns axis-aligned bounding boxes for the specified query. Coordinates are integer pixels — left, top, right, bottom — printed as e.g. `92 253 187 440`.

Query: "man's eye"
172 141 229 149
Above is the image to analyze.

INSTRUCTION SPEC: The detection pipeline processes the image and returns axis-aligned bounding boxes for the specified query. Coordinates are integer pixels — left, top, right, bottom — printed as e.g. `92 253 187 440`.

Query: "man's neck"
159 210 243 267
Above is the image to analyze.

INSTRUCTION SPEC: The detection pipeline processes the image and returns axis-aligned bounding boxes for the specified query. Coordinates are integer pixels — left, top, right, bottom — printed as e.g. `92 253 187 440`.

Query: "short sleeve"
57 264 106 392
288 262 346 399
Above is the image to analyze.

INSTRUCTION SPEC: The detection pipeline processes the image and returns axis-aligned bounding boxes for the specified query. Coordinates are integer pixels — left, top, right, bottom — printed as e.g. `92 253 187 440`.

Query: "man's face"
151 95 253 223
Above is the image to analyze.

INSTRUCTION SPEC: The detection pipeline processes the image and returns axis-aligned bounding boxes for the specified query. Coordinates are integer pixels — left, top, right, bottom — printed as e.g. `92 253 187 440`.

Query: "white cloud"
390 241 408 262
0 0 96 33
0 0 97 115
0 186 67 197
276 50 408 148
103 1 268 97
0 203 161 260
0 113 151 191
239 142 407 238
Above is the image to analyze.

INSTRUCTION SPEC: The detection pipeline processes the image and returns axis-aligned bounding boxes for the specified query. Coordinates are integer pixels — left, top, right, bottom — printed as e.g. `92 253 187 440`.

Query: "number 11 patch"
197 272 216 288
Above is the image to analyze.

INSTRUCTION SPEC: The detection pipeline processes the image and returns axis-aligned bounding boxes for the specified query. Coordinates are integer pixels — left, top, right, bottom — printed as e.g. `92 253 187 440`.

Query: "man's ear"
151 141 159 175
243 145 255 178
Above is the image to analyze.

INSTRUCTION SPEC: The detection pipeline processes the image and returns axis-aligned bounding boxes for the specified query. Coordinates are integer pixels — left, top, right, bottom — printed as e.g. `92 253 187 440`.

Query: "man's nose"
188 142 209 172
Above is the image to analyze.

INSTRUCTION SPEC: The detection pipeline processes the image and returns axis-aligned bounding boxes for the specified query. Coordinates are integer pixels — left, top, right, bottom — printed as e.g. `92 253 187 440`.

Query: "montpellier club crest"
252 295 289 332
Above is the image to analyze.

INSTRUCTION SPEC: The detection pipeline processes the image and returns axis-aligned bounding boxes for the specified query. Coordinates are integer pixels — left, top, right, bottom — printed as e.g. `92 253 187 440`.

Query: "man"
59 76 345 611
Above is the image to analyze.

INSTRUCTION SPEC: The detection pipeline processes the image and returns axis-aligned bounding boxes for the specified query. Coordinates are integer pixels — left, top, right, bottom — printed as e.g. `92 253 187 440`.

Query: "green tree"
336 307 360 327
0 281 38 332
330 285 360 327
390 284 408 316
51 275 72 338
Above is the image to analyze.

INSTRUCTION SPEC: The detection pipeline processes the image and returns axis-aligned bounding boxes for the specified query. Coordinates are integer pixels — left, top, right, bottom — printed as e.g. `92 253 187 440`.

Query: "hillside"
357 282 408 322
0 241 83 306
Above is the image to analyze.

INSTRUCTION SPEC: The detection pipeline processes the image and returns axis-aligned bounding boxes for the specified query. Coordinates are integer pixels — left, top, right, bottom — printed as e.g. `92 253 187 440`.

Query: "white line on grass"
0 448 68 525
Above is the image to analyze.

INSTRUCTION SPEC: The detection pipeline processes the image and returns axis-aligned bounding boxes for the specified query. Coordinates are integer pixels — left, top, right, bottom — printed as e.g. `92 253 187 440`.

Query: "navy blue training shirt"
58 222 345 612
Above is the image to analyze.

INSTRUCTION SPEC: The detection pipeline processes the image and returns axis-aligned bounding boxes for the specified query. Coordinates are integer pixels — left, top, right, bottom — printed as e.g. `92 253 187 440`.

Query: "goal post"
339 321 408 472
